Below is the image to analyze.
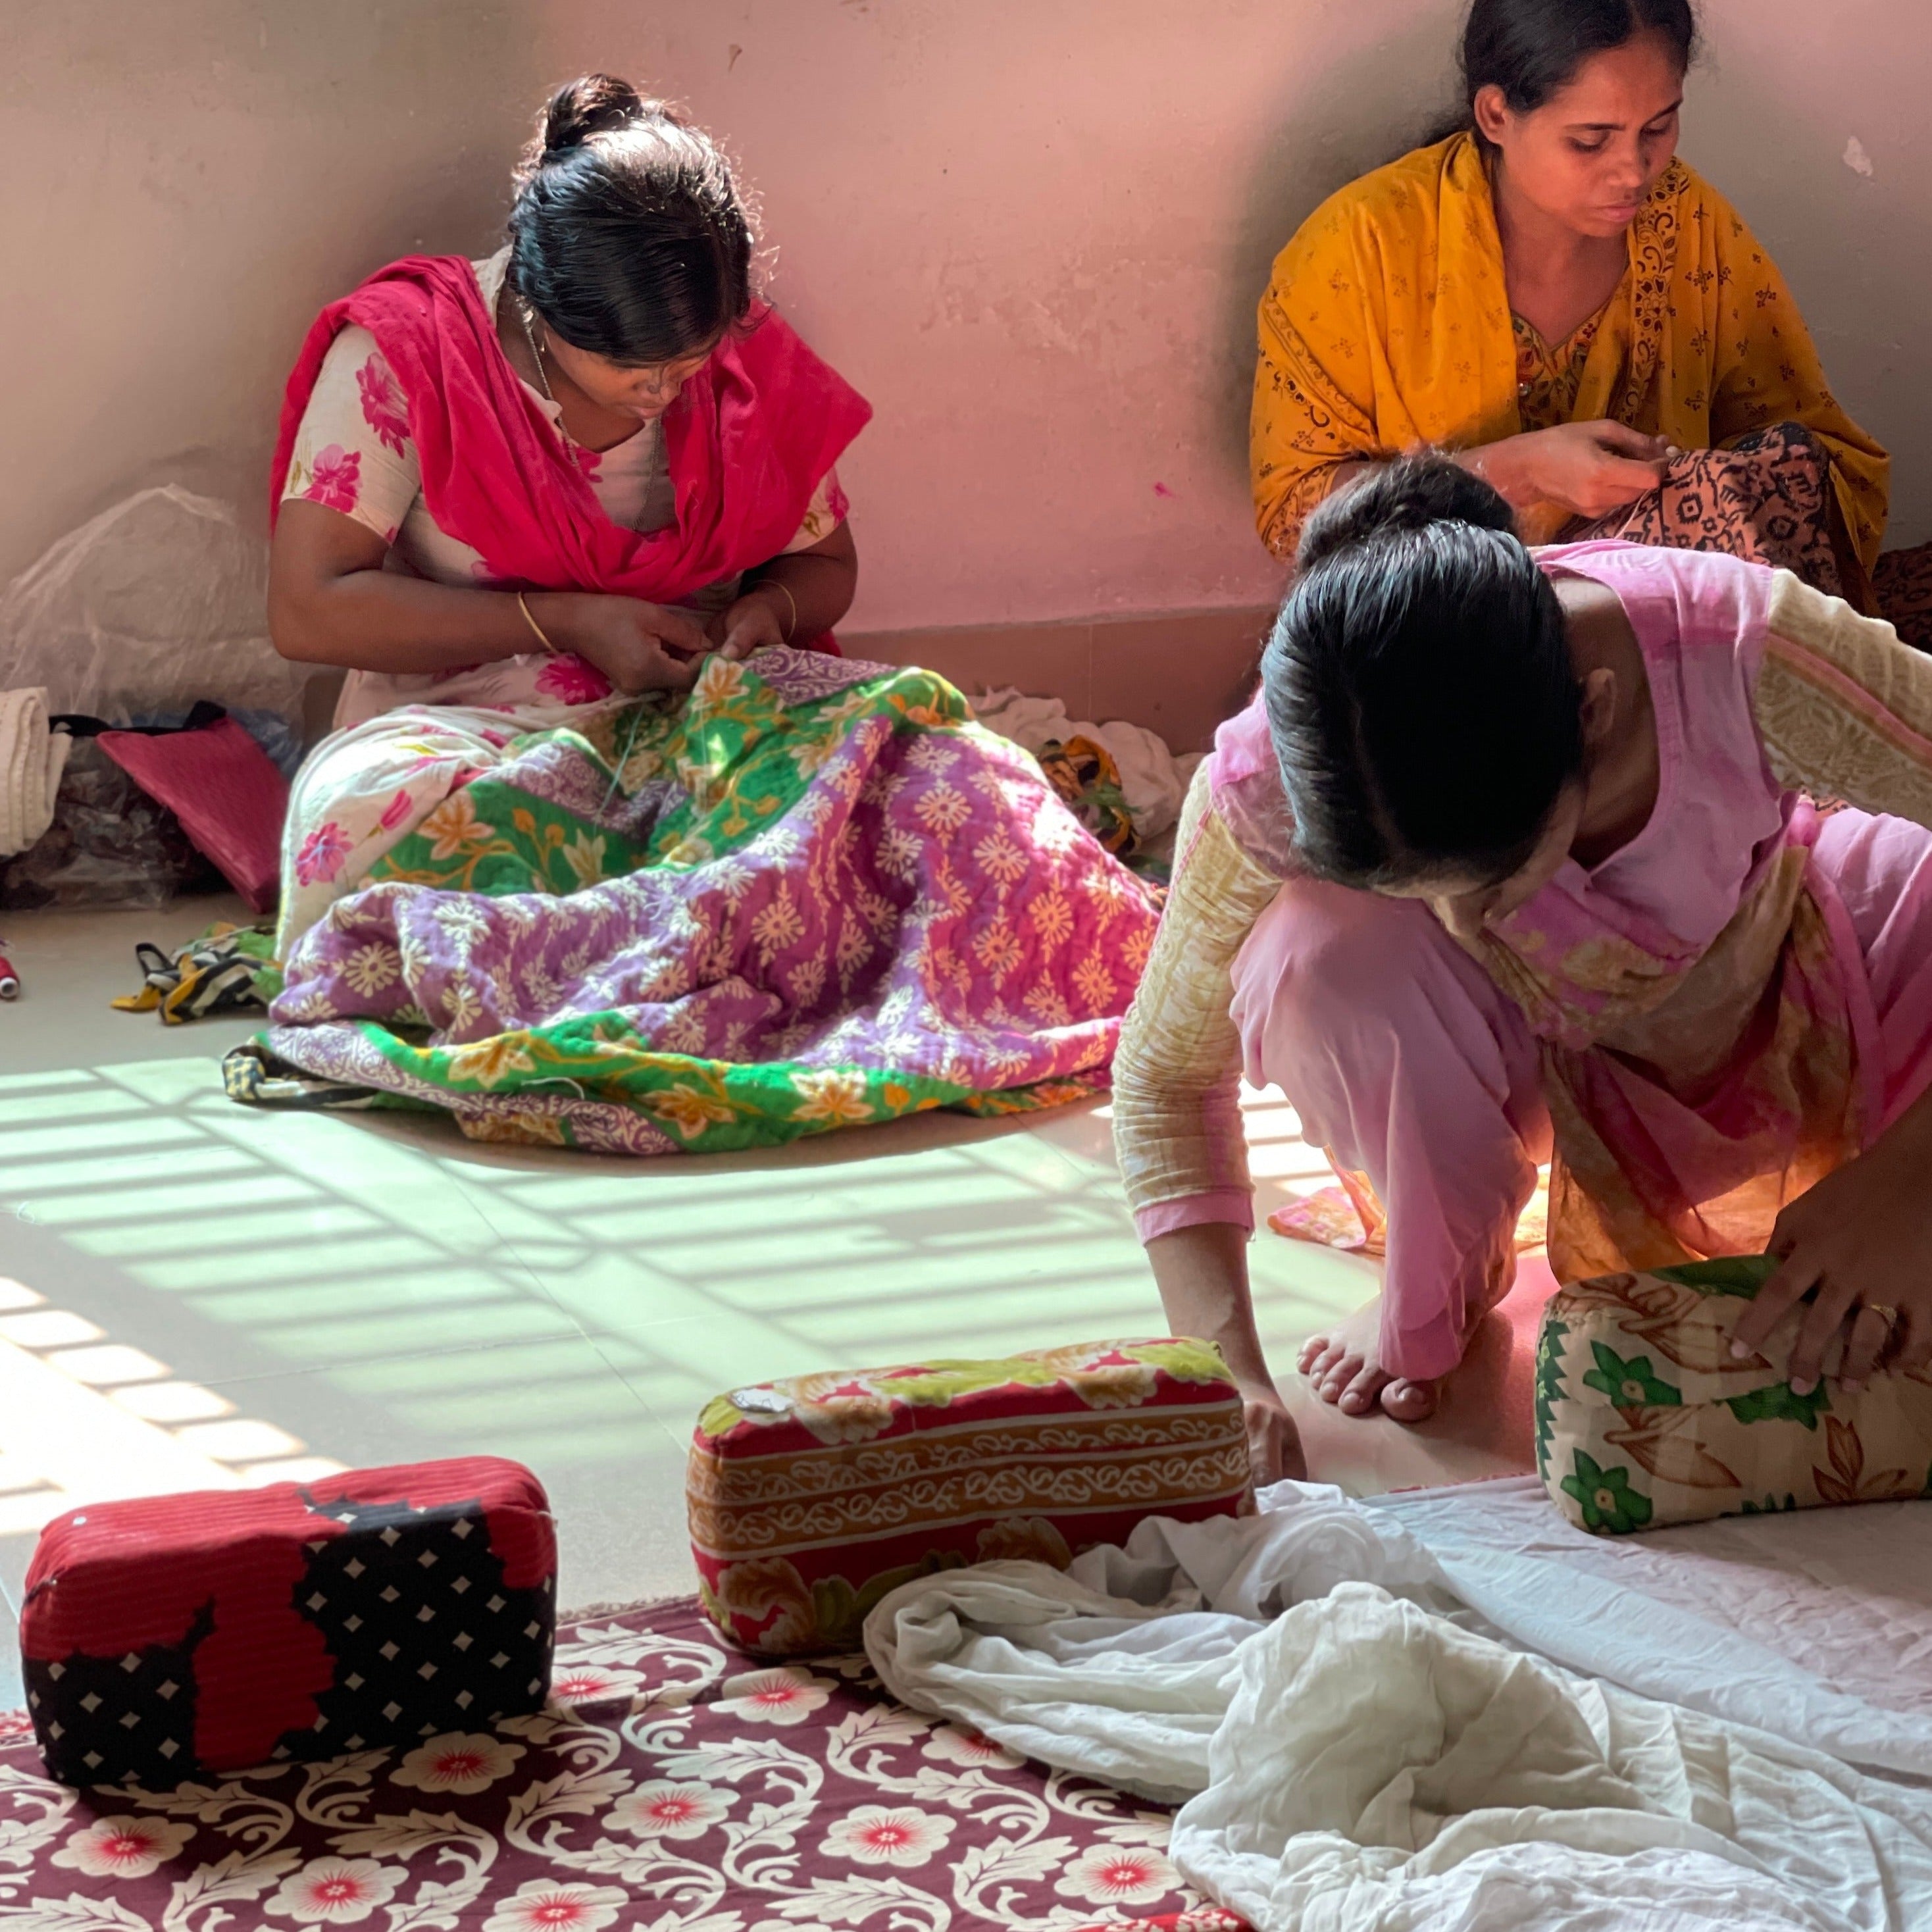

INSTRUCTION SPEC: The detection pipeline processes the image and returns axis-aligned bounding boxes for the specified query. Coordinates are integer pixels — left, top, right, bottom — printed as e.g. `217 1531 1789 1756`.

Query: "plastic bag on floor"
0 738 217 910
0 486 308 727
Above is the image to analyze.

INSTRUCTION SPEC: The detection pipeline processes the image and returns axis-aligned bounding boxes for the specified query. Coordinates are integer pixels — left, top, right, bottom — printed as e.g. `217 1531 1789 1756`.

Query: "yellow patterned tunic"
1252 132 1889 565
1513 306 1608 433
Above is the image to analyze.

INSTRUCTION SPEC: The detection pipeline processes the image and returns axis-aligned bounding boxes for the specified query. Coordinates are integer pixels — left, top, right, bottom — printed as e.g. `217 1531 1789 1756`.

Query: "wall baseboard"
845 603 1276 752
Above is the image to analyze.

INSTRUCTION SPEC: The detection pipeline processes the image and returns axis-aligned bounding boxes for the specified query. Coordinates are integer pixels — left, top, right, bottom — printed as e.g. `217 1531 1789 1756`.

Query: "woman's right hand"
1466 421 1675 519
1238 1376 1308 1485
1144 1223 1306 1484
536 592 711 694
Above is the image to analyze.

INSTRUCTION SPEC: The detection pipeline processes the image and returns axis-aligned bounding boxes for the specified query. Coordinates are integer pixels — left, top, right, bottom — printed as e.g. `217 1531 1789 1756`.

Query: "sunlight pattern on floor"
0 1047 1375 1608
0 1275 344 1539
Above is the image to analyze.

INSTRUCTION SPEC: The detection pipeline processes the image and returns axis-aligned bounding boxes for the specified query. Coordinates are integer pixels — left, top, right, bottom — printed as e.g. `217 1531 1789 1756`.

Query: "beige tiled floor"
0 894 1531 1714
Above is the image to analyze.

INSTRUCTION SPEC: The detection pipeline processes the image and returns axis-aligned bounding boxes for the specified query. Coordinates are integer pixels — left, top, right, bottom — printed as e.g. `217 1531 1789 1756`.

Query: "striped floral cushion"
1537 1257 1932 1534
688 1339 1253 1654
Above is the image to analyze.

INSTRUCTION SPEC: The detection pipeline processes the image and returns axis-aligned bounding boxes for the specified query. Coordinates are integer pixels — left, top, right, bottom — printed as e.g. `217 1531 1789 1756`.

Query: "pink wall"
0 1 1923 643
0 2 536 593
544 0 1932 634
544 0 1464 632
1677 0 1931 550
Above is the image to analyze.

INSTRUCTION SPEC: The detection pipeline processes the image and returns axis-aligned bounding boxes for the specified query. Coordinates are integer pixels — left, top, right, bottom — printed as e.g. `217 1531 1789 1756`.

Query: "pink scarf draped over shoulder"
270 255 871 614
1206 683 1298 876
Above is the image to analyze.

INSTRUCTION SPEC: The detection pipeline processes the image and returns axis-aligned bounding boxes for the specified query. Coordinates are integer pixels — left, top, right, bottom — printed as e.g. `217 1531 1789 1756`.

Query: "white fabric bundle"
0 686 70 857
971 686 1201 841
865 1480 1932 1931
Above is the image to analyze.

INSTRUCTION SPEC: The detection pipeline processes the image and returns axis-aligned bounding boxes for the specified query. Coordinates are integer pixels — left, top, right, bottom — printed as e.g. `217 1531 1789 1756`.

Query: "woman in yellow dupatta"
1252 0 1891 599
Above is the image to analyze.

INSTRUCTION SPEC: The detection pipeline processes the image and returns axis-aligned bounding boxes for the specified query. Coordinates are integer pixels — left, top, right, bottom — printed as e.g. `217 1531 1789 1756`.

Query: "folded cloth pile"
689 1337 1252 1655
20 1456 555 1788
0 687 70 857
96 712 288 911
866 1480 1932 1931
972 687 1202 851
1538 1254 1932 1535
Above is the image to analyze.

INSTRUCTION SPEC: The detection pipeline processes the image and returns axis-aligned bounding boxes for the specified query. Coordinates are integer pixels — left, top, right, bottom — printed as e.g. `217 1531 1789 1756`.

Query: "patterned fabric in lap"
1877 542 1932 653
0 1596 1231 1929
1569 421 1863 602
238 648 1159 1152
1568 419 1932 640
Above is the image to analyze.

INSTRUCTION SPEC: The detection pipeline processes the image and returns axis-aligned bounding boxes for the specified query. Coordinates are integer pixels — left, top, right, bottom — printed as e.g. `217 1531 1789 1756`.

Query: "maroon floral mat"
0 1594 1240 1931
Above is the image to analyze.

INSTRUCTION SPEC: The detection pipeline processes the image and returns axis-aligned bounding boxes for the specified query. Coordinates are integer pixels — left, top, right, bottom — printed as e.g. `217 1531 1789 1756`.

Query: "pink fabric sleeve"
1132 1190 1258 1243
1112 765 1285 1242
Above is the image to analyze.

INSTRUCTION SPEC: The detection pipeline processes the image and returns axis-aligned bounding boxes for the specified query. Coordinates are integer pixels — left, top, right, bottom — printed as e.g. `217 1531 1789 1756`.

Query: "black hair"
1431 0 1696 145
1262 456 1584 891
507 74 755 366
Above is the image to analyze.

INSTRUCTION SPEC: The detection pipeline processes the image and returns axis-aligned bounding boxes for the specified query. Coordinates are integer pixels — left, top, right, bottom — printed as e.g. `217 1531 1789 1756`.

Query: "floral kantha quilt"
231 649 1160 1154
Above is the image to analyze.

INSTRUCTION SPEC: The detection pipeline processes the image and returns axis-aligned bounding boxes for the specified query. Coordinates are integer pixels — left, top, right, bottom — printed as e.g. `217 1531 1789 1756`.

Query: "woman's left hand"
711 586 790 662
1730 1097 1932 1394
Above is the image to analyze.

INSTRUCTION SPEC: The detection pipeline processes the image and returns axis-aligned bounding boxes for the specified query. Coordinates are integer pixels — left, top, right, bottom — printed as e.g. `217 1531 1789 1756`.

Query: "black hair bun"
1296 451 1517 572
508 74 753 365
541 73 648 157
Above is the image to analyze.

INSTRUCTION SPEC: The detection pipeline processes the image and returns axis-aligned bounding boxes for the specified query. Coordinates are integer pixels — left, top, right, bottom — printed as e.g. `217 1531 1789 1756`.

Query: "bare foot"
1297 1304 1439 1423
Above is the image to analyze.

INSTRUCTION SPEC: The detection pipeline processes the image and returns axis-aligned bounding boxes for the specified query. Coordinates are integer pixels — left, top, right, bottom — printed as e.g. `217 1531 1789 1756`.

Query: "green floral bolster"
1650 1255 1780 1299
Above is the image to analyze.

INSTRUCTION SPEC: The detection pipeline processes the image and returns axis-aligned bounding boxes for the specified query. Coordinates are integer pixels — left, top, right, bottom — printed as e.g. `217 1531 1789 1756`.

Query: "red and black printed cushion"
18 1457 555 1789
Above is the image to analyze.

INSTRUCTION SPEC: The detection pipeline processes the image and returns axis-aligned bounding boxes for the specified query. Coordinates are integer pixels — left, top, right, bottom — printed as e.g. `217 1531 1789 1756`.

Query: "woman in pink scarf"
267 74 869 952
1114 457 1932 1480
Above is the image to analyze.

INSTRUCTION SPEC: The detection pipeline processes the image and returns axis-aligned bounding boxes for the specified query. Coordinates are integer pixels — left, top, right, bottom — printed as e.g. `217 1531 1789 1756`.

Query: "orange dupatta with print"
1469 817 1868 1284
1250 132 1889 567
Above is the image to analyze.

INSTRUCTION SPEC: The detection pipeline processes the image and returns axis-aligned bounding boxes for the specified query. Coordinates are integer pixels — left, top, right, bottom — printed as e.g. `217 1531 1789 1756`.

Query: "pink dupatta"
270 255 871 623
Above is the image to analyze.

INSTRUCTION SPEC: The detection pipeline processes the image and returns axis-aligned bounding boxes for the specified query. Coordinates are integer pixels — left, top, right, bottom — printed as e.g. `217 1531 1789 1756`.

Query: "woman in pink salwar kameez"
1114 458 1932 1479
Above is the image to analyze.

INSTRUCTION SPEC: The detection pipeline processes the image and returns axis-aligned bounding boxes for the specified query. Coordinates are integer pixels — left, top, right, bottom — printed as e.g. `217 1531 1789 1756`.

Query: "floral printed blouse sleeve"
280 325 422 546
777 466 851 554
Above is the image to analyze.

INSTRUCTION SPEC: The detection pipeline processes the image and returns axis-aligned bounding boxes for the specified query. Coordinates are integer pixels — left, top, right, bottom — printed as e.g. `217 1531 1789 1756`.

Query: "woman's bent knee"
1230 875 1540 1148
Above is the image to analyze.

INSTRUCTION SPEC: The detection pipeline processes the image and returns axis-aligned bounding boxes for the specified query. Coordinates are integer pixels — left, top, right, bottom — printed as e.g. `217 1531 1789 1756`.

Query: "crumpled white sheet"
970 686 1201 840
864 1481 1932 1931
1367 1475 1932 1775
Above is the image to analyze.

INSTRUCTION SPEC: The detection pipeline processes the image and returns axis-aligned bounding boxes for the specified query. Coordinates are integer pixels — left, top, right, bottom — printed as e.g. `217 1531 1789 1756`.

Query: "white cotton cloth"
864 1481 1932 1932
970 686 1200 840
0 686 70 857
1186 1583 1932 1932
1367 1475 1932 1778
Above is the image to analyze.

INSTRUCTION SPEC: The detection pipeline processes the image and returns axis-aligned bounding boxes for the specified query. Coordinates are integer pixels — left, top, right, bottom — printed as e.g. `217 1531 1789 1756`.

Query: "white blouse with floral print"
284 248 848 729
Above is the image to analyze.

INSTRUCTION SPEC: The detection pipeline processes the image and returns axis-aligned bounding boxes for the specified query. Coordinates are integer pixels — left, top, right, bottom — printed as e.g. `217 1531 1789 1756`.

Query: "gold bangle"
763 578 798 643
517 590 561 656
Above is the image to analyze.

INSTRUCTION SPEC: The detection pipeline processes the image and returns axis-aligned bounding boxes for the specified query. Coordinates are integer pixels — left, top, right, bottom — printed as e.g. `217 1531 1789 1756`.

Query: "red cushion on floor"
97 717 288 913
20 1456 557 1787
